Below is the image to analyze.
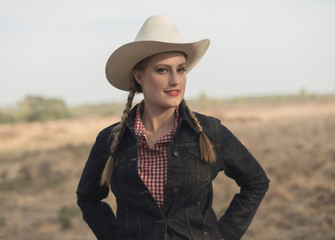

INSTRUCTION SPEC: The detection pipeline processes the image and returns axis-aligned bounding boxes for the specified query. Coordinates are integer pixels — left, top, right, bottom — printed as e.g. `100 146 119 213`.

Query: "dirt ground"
0 99 334 240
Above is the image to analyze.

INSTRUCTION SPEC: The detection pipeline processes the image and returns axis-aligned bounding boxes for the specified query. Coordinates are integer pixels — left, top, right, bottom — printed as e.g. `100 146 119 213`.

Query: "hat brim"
105 39 210 91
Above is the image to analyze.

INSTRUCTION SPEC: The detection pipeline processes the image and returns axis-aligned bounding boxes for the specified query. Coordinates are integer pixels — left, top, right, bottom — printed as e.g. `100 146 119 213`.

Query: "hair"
100 53 215 186
181 99 216 164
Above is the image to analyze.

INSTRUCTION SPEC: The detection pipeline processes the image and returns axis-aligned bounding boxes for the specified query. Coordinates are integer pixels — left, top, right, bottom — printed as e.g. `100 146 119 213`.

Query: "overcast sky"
1 0 334 106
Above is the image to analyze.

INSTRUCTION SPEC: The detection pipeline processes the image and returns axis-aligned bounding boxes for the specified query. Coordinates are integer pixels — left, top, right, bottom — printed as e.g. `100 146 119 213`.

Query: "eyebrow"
155 62 186 68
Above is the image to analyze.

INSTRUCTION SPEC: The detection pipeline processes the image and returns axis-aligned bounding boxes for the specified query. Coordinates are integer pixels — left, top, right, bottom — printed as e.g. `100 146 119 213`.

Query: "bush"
0 108 14 123
57 205 79 230
18 96 70 122
0 96 71 123
0 216 6 226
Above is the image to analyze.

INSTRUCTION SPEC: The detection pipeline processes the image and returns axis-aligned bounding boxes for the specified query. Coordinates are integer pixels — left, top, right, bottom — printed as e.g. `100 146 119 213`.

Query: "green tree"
18 96 70 122
198 92 210 108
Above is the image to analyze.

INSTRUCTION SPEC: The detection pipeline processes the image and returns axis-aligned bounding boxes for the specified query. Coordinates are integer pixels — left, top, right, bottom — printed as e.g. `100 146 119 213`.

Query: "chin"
160 101 180 110
168 98 183 107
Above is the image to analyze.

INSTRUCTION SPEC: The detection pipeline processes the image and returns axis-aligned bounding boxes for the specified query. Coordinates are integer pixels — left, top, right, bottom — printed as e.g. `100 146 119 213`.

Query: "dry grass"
0 99 334 240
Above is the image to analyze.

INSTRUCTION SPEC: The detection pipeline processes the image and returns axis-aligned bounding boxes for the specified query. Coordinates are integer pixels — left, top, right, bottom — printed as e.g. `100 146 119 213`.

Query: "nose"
169 69 183 86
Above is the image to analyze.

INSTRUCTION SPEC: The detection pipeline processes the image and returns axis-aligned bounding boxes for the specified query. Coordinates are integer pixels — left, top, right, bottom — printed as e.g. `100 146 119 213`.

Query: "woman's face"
134 52 187 112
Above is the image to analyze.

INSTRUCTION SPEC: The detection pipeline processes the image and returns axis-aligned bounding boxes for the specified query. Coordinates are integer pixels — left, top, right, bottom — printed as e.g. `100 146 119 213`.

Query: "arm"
217 125 270 240
76 131 118 240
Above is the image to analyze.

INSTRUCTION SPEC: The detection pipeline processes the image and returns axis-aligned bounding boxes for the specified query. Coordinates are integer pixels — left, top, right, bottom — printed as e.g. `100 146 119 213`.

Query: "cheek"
181 77 187 92
149 76 166 89
142 76 163 94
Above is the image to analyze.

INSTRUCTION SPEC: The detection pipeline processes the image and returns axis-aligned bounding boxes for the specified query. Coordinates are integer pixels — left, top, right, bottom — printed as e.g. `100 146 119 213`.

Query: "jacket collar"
178 103 201 133
121 102 200 139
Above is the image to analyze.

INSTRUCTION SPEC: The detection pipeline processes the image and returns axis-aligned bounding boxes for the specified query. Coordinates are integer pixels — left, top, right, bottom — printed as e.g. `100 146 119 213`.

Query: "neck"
141 104 176 135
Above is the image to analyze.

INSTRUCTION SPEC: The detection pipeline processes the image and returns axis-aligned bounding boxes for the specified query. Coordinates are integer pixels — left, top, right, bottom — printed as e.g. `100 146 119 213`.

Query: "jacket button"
173 151 179 157
172 187 179 194
157 218 166 224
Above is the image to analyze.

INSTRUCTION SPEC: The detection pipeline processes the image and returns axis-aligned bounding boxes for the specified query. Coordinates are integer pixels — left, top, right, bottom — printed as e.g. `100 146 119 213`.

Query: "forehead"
147 52 187 65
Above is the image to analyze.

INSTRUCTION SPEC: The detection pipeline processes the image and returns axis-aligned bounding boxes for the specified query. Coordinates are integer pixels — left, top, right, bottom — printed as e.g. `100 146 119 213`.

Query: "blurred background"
0 0 334 239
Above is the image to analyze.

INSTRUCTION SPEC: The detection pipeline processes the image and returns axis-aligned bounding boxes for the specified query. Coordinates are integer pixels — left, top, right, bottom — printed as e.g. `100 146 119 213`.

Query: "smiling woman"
132 52 187 147
134 53 186 113
76 15 269 240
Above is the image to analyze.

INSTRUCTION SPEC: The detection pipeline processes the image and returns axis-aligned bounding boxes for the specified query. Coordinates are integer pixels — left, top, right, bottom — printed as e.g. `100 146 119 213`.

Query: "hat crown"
134 15 182 43
106 15 210 91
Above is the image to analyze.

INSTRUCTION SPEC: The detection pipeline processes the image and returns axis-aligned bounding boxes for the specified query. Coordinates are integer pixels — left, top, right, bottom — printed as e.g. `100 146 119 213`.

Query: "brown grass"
0 99 334 240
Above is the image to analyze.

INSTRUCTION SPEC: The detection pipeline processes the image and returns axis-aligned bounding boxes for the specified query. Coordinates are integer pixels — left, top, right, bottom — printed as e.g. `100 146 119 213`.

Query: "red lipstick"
164 89 180 96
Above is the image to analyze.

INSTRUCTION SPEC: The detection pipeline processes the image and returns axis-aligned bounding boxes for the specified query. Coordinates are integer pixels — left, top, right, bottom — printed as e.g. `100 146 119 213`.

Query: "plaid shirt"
134 102 179 208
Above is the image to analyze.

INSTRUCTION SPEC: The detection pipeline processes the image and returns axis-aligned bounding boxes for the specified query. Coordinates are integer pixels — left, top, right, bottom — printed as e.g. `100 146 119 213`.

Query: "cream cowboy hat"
105 15 210 91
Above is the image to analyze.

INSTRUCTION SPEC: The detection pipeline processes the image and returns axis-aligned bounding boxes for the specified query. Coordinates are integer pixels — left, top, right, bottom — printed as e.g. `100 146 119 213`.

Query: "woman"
76 15 269 240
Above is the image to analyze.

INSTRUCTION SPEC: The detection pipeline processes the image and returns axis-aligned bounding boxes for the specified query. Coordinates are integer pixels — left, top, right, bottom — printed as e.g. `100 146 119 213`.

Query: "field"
0 99 334 240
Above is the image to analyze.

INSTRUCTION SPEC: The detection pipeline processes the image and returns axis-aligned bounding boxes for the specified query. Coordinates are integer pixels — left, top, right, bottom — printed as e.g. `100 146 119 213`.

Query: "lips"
164 89 181 96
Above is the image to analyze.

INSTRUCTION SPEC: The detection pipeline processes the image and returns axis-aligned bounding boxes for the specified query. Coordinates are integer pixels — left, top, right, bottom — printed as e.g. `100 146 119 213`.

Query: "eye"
177 67 187 73
155 68 168 73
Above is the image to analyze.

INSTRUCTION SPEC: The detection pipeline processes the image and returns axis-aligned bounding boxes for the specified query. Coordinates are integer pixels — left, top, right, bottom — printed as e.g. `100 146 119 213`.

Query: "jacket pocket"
187 147 214 184
112 154 128 187
124 208 141 238
185 204 209 240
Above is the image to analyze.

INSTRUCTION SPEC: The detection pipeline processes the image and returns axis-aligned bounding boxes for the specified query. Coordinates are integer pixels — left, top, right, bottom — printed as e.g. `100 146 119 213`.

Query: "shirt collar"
133 100 179 145
121 101 200 142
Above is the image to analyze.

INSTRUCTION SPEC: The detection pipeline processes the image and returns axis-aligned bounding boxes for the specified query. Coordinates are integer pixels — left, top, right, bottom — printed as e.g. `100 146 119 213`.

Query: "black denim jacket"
76 104 270 240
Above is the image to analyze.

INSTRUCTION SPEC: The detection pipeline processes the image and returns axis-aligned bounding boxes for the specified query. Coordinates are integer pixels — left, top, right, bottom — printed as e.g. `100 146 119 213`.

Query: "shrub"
57 205 79 230
18 96 70 122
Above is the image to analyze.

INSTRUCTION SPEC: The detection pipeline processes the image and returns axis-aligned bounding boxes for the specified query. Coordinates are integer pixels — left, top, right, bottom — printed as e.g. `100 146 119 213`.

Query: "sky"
1 0 334 107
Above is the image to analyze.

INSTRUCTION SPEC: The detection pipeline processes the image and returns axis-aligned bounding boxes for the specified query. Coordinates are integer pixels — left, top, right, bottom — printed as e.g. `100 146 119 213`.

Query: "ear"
133 69 143 85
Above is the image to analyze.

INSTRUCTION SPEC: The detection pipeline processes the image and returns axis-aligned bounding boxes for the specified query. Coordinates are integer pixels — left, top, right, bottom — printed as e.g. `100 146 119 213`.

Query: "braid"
100 79 137 186
181 99 216 163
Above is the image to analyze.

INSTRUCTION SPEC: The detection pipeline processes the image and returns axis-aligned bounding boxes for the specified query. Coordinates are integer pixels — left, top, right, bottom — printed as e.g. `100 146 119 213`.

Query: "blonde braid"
100 80 137 186
181 99 216 163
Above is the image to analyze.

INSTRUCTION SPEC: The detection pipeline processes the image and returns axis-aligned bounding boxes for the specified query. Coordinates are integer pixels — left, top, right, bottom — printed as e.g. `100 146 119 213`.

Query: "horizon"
2 89 334 109
1 0 334 107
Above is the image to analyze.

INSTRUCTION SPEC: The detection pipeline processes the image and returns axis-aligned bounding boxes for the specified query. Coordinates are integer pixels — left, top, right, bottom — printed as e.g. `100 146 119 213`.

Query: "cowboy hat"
105 15 210 91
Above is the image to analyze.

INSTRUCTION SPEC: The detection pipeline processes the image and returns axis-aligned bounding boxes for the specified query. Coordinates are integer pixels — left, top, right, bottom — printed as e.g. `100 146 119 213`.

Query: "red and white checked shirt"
134 102 179 208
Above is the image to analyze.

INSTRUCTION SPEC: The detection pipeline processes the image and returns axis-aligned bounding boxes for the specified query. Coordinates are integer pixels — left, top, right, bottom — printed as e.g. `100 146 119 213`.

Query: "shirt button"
173 151 179 157
140 136 146 143
172 187 179 194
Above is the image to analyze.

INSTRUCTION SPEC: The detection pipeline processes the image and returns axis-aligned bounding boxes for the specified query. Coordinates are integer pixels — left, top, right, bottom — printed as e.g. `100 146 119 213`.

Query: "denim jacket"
76 104 270 240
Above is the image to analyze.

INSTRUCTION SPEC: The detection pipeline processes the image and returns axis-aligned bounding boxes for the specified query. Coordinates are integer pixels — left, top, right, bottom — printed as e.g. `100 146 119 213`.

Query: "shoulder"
193 111 232 142
193 111 222 133
193 112 220 125
96 121 121 145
